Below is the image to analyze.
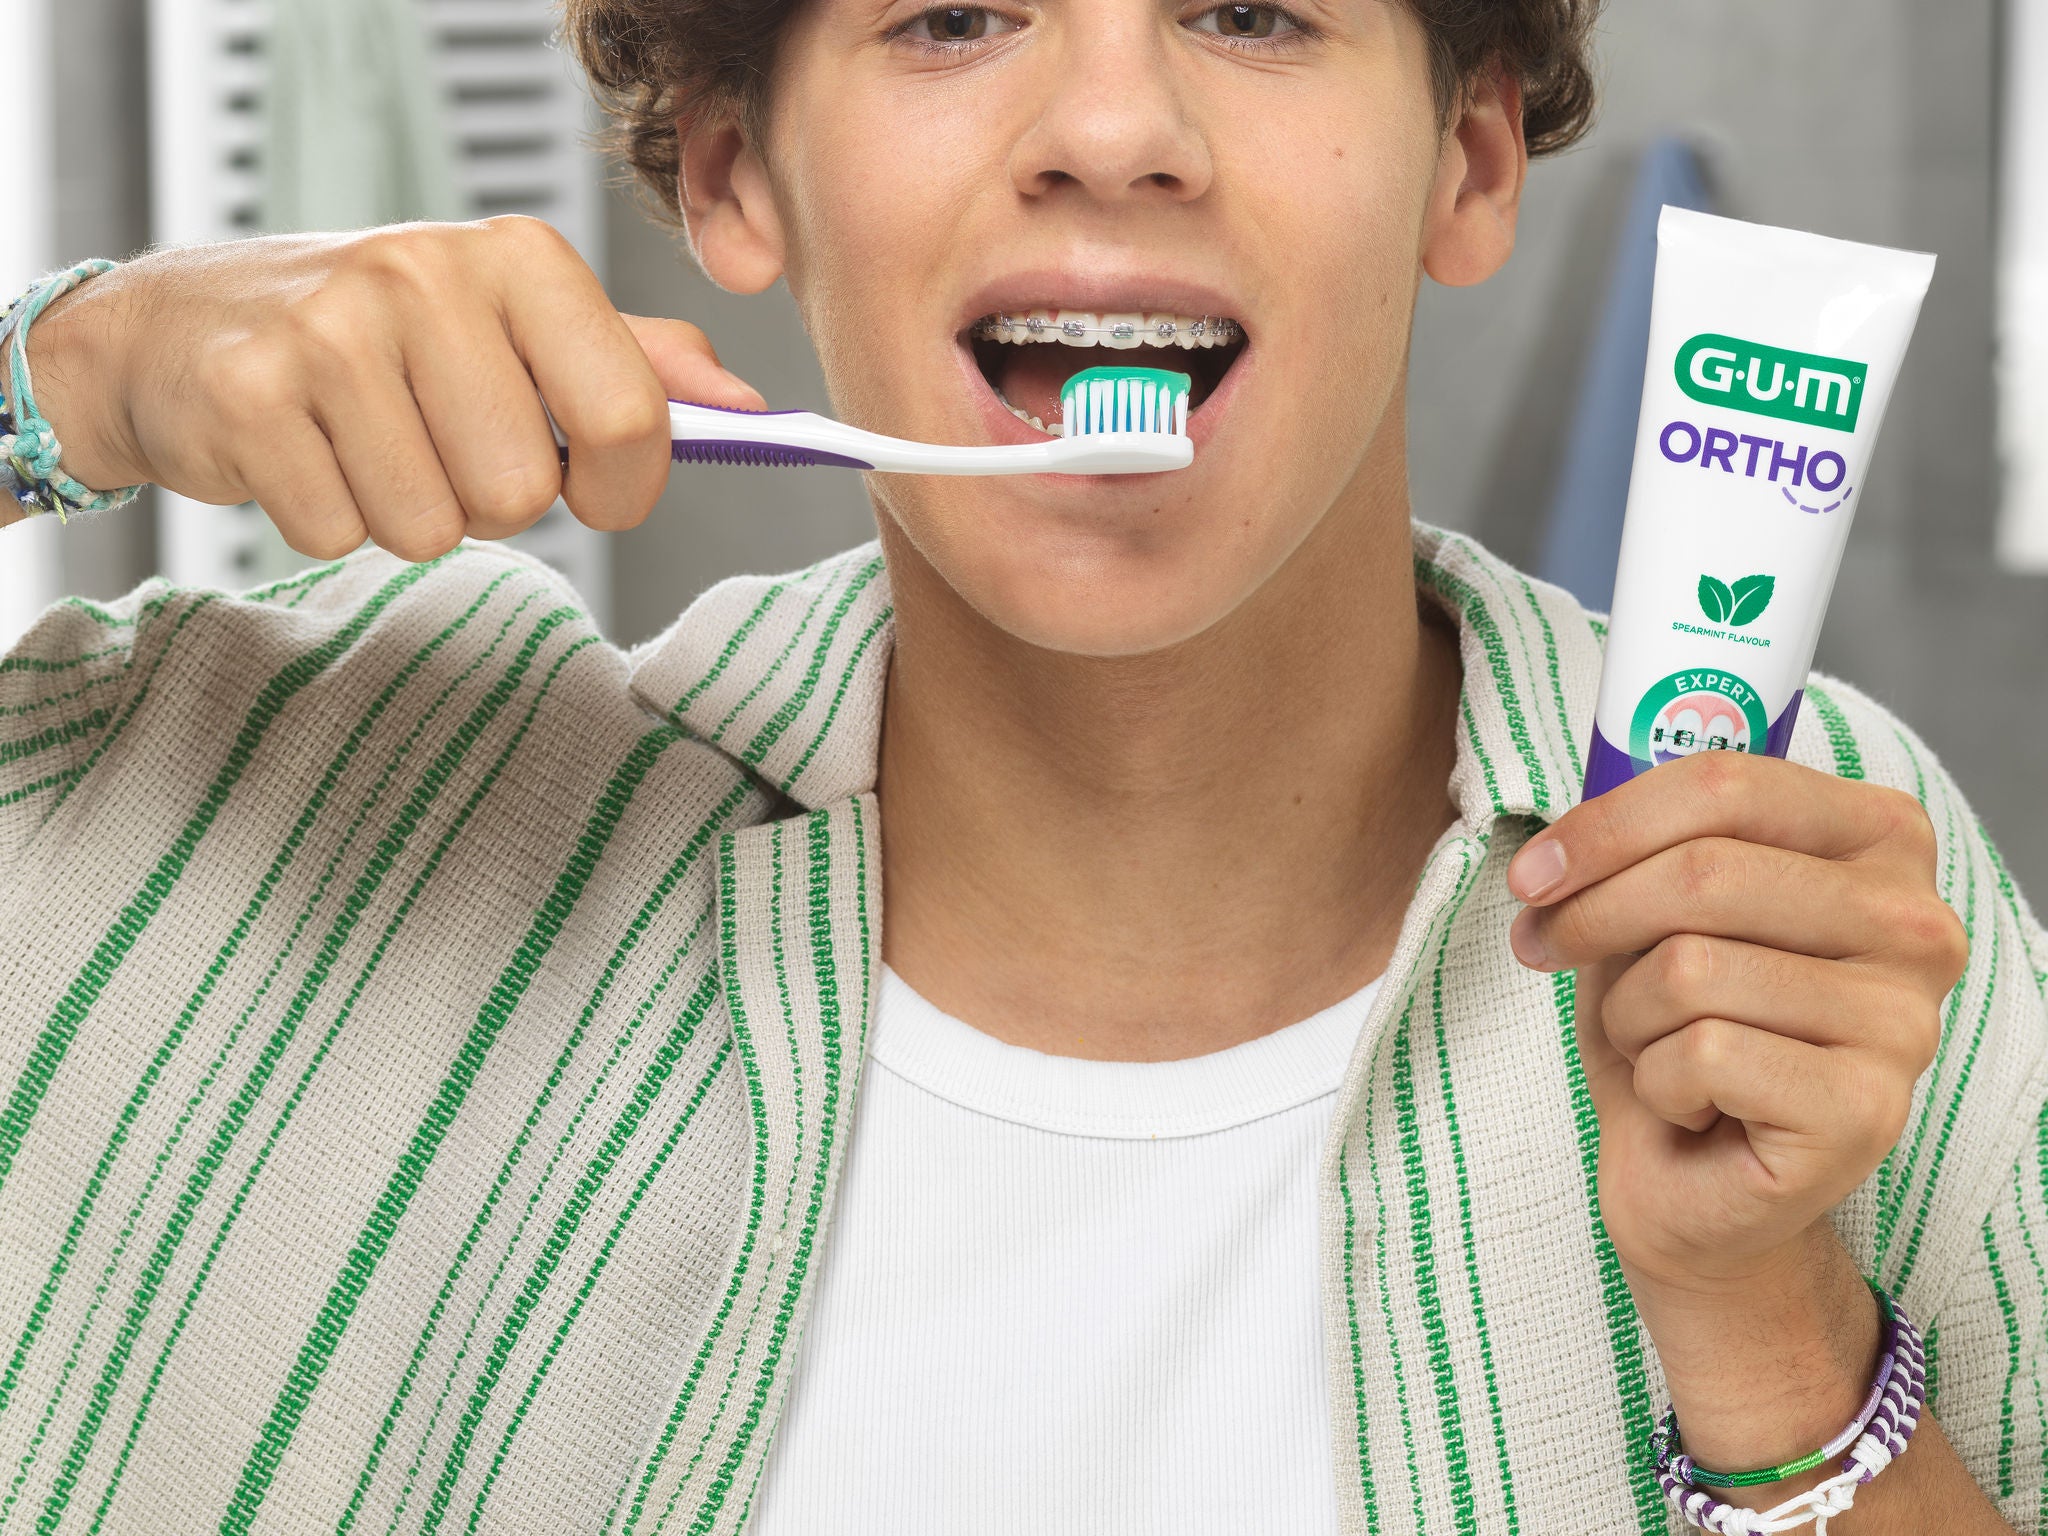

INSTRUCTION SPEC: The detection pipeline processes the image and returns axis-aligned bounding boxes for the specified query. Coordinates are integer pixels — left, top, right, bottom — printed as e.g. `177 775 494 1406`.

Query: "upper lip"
952 268 1251 338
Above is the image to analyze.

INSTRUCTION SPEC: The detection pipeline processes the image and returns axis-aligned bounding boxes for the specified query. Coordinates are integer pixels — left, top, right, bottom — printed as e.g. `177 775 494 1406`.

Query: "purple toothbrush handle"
668 441 876 469
555 399 876 471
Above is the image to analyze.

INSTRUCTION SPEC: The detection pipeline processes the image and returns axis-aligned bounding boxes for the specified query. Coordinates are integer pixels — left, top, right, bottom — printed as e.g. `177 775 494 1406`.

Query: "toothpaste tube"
1583 208 1937 800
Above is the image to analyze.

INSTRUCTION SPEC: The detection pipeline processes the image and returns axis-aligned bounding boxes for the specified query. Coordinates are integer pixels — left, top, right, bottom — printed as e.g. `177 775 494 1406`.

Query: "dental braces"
971 314 1244 344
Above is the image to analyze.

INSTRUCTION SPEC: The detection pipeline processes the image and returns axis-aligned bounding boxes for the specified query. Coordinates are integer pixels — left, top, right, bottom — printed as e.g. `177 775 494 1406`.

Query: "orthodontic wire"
971 314 1244 344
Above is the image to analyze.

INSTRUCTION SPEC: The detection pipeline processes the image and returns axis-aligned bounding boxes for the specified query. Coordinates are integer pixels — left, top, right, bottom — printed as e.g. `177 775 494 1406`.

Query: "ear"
1420 66 1529 289
677 109 787 295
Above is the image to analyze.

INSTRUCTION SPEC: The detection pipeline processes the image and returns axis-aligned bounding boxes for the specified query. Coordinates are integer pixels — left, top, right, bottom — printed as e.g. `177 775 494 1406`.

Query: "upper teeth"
971 311 1243 349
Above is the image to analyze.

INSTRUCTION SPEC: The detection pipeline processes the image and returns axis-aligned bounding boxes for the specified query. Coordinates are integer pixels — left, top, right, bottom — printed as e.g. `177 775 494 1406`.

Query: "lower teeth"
1000 397 1063 436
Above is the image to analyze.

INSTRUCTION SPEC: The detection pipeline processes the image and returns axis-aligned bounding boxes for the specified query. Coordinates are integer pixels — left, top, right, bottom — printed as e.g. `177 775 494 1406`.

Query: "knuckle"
1935 905 1971 985
283 519 366 561
1893 895 1967 975
282 293 376 372
1686 750 1746 809
1881 784 1930 835
481 213 571 262
576 389 669 453
343 224 453 292
197 337 297 419
1893 897 1946 955
1877 787 1938 858
1674 839 1733 912
1653 932 1717 1002
383 512 466 564
467 462 562 530
1632 1039 1692 1117
1679 1016 1737 1075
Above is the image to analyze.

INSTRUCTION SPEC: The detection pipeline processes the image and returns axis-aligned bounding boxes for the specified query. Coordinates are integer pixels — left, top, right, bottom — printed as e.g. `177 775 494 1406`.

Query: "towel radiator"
0 0 63 651
2001 0 2048 572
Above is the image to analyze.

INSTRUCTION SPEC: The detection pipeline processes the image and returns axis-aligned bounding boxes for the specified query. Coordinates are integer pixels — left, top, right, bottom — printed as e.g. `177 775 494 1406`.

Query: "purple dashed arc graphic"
1657 419 1854 513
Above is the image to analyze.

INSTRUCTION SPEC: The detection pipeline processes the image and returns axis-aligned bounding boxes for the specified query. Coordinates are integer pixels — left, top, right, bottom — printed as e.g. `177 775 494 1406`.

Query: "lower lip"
952 338 1249 470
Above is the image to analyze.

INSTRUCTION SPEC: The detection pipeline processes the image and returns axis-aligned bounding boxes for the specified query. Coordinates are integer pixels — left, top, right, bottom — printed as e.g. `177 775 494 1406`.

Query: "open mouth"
966 310 1249 434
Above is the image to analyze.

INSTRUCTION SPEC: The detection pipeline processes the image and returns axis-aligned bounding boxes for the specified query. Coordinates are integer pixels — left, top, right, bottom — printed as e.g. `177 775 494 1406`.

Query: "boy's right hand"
24 218 766 561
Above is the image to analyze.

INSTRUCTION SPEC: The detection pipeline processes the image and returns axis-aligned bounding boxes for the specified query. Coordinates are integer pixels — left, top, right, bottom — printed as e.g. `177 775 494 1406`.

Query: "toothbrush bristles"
1056 369 1191 439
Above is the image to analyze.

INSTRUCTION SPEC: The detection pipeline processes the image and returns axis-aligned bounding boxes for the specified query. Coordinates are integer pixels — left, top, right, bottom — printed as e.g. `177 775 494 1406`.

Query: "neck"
875 471 1463 1063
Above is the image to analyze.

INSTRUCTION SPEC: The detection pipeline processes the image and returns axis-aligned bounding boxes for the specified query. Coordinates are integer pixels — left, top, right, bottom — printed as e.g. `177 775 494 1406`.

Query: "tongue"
994 344 1194 425
994 347 1081 425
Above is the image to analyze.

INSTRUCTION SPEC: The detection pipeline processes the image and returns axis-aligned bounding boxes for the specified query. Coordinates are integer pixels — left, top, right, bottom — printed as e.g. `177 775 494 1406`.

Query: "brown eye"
1214 5 1277 37
921 7 989 40
894 6 1021 49
1189 4 1302 42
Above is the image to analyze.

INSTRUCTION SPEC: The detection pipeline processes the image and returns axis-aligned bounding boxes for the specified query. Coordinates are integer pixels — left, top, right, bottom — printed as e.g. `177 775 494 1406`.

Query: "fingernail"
1509 837 1567 902
1509 911 1553 969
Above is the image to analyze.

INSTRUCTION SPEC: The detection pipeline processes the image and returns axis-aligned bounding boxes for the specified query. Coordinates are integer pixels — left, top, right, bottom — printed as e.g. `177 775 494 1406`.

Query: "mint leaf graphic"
1728 574 1776 628
1698 575 1734 625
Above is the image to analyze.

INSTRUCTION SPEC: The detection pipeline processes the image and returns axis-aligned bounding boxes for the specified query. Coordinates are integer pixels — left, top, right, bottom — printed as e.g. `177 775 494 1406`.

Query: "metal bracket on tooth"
971 315 1244 345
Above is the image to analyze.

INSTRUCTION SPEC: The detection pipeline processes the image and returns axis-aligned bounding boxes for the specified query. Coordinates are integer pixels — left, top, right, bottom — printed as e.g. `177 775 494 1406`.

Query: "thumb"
621 313 767 412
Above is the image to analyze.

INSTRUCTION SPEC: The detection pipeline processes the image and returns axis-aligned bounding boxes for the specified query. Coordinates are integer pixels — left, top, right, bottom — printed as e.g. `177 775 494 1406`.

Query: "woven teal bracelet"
1 259 145 521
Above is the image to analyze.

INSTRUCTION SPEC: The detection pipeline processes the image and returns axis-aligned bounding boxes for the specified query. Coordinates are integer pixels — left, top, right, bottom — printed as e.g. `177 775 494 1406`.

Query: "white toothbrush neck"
666 401 1190 477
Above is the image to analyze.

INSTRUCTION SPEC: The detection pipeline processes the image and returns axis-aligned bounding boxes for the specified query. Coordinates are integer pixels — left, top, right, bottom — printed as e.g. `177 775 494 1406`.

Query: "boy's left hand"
1505 750 1968 1295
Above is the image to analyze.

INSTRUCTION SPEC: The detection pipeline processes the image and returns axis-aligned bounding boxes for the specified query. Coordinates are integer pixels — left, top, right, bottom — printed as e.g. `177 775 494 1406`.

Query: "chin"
880 468 1311 660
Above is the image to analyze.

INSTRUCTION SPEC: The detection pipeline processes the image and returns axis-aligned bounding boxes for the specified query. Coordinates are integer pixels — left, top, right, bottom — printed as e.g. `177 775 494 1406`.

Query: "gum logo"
1675 333 1867 434
1629 668 1771 767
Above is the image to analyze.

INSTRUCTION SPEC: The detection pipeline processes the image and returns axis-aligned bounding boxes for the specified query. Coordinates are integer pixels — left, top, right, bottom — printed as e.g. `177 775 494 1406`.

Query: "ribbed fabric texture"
749 965 1381 1534
0 523 2043 1534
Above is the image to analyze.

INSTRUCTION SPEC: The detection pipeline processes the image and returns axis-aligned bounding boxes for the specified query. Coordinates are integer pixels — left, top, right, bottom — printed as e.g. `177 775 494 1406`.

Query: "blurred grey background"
23 0 2048 894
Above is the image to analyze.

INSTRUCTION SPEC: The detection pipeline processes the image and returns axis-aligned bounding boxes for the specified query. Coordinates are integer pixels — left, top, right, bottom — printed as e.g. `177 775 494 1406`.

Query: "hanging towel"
1536 136 1714 612
261 0 466 231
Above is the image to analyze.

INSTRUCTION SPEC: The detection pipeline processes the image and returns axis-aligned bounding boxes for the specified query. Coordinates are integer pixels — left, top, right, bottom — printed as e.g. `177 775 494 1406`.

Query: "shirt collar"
627 523 1602 829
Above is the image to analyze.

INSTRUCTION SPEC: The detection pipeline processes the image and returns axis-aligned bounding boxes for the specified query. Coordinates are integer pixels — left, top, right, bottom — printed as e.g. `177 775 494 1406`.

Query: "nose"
1007 10 1215 206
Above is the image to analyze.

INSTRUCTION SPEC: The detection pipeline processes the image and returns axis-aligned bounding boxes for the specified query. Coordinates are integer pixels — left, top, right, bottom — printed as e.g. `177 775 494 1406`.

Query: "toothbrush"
550 366 1194 476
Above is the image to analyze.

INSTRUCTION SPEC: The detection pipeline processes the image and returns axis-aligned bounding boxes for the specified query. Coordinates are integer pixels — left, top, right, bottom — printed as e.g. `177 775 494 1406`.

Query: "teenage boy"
1 3 2043 1533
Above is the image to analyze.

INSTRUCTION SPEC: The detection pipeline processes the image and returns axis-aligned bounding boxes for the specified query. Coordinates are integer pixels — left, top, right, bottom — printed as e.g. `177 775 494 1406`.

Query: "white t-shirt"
746 964 1383 1535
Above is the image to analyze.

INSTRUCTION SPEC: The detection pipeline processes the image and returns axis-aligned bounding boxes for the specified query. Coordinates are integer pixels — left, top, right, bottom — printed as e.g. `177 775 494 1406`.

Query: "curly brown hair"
563 2 1604 228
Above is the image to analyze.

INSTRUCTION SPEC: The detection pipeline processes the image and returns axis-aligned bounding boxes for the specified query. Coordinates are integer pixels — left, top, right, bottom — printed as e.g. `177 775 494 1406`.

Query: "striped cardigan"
1 524 2043 1536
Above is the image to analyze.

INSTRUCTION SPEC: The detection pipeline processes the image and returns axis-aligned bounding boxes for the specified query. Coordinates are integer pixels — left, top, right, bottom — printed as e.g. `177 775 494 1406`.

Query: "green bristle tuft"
1057 366 1192 438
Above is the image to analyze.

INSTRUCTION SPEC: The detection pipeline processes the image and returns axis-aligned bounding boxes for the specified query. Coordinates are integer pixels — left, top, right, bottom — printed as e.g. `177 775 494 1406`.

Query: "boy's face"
688 3 1522 656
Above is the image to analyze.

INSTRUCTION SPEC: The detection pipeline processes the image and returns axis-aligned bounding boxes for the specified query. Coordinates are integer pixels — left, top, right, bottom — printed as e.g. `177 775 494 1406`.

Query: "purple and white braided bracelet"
1652 1282 1925 1535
